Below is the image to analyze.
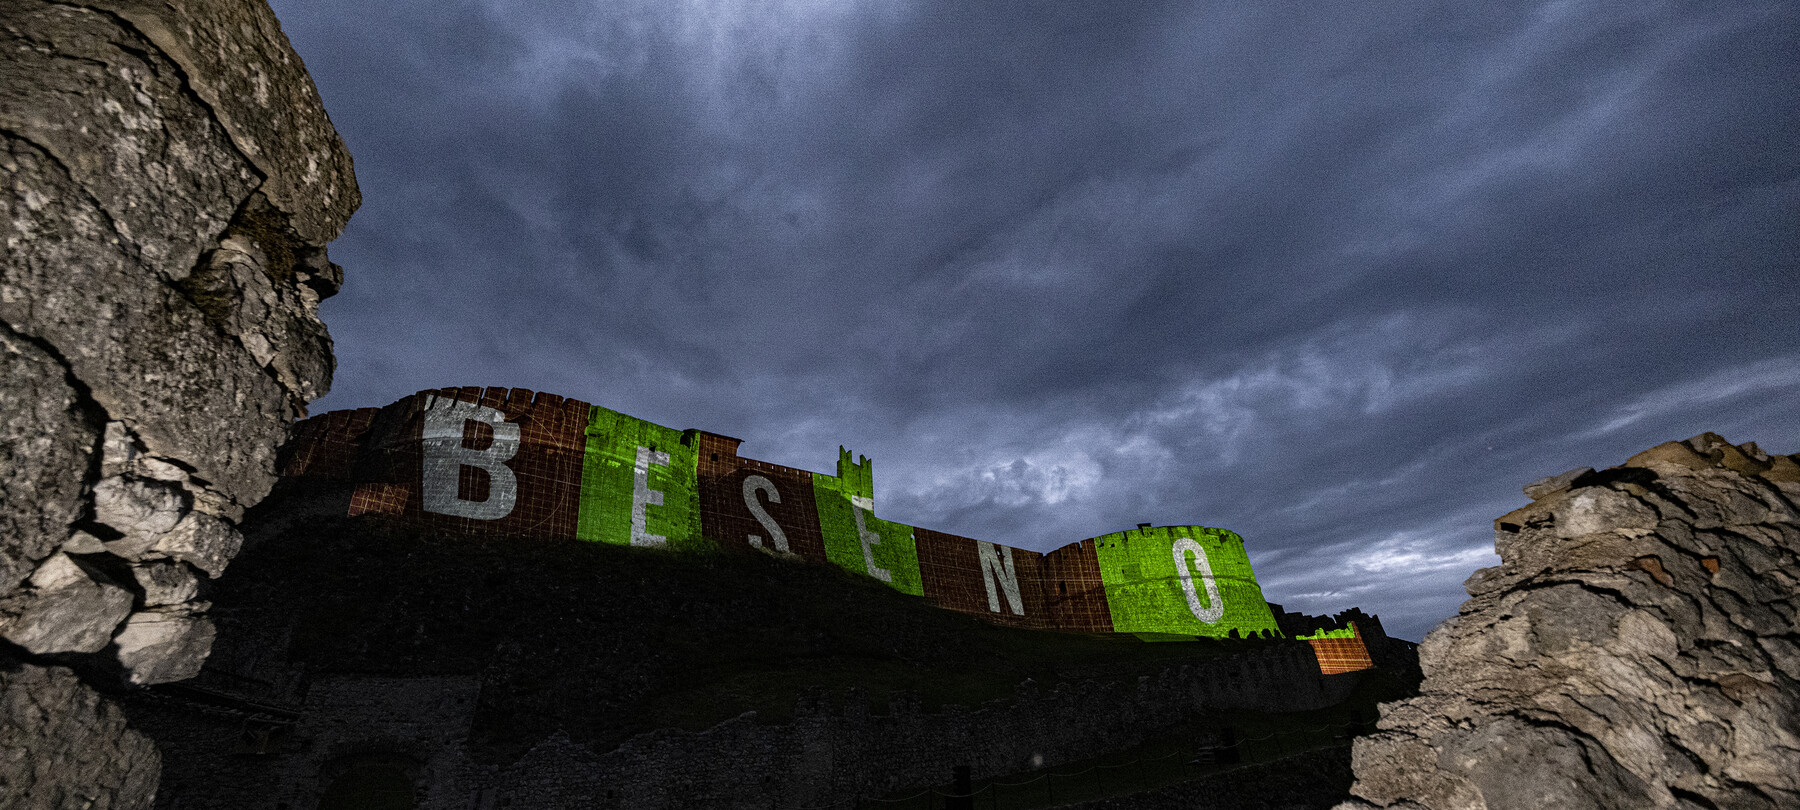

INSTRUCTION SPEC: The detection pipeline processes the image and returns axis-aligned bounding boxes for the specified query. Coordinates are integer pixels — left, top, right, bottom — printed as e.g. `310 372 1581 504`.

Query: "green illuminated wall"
1093 526 1281 638
325 388 1289 642
812 449 924 595
575 406 705 552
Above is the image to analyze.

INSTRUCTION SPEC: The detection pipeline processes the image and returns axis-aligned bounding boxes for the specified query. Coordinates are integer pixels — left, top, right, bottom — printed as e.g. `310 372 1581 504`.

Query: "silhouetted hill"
203 484 1294 763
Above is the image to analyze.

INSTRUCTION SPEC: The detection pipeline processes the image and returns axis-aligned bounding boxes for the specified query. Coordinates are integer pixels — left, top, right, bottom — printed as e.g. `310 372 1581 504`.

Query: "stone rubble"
1338 433 1800 810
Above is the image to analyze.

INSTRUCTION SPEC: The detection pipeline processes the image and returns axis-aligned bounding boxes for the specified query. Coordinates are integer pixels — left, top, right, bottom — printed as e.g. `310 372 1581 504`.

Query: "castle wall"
1299 622 1376 675
143 641 1362 809
281 386 1288 642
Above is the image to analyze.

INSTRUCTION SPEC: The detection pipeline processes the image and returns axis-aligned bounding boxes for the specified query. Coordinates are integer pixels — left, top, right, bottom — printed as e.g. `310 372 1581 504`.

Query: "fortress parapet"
281 386 1313 646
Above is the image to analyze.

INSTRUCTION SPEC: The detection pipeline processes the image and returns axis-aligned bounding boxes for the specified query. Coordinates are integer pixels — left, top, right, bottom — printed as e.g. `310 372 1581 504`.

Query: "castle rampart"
283 386 1335 651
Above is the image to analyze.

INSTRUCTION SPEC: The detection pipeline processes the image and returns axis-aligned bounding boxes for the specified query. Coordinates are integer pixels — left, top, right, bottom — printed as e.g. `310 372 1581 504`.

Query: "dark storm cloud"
271 0 1800 640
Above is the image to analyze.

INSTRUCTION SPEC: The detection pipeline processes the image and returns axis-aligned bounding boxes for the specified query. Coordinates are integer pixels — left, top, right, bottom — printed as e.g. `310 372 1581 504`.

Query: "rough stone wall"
1340 434 1800 810
0 0 355 805
140 641 1360 809
1069 744 1356 810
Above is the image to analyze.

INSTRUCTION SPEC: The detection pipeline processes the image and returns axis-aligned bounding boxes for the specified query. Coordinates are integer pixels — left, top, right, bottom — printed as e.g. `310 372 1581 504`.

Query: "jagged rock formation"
1340 434 1800 809
0 0 356 805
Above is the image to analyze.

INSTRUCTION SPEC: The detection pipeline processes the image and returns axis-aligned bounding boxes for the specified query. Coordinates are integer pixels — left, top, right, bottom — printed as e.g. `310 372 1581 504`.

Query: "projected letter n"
978 541 1024 615
421 396 520 520
1172 538 1225 623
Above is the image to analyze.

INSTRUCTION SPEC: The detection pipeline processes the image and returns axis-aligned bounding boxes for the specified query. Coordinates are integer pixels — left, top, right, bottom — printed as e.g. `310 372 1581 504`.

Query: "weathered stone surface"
94 477 188 559
113 606 217 685
185 229 335 403
0 326 99 593
71 0 362 246
0 659 160 810
0 554 135 655
1339 435 1800 810
1522 466 1592 501
129 561 201 608
0 0 356 804
2 98 289 509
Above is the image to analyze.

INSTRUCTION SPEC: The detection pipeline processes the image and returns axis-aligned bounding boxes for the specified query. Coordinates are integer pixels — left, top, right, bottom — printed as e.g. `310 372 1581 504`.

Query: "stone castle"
277 385 1377 667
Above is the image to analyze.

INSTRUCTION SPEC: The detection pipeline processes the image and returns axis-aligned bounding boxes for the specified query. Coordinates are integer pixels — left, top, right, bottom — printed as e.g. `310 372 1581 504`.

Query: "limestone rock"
61 530 109 555
71 0 362 246
1341 435 1800 810
149 513 243 580
0 659 160 810
1522 466 1592 500
0 0 356 803
0 554 135 655
129 561 201 607
113 605 217 685
185 229 335 403
0 328 99 593
94 474 245 577
93 477 188 559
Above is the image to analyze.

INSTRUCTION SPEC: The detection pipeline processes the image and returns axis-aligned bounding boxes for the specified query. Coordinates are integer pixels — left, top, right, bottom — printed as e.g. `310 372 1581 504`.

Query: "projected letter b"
421 396 520 520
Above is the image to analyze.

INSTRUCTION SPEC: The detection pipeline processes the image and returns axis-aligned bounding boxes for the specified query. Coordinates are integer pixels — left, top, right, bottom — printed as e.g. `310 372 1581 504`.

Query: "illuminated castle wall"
1299 623 1377 674
281 386 1298 641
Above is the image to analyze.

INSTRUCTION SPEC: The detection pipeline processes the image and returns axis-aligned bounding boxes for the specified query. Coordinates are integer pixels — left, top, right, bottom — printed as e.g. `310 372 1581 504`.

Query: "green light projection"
434 396 1277 635
1093 526 1281 638
810 448 924 595
575 406 704 551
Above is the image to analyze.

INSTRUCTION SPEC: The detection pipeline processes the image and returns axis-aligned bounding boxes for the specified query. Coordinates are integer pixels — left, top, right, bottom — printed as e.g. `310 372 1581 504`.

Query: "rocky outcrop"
1340 434 1800 810
0 0 356 805
0 661 162 808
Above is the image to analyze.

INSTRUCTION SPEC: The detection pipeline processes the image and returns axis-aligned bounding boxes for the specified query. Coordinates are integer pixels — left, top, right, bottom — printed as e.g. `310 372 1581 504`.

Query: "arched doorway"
318 754 417 810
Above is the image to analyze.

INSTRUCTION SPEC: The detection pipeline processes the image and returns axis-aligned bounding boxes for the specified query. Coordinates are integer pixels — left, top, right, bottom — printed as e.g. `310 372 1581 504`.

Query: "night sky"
269 0 1798 641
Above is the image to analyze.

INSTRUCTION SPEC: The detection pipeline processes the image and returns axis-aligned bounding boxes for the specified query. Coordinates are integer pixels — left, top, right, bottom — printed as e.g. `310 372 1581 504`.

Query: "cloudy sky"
270 0 1798 641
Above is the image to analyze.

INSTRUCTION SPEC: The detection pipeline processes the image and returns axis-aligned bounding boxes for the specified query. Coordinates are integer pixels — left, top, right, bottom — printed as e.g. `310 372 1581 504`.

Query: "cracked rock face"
1338 434 1800 810
0 661 161 808
0 0 356 806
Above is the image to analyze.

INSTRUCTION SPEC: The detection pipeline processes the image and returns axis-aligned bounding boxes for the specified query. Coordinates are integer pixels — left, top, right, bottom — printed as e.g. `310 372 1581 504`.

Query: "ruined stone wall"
1340 434 1800 810
0 0 356 805
139 641 1360 809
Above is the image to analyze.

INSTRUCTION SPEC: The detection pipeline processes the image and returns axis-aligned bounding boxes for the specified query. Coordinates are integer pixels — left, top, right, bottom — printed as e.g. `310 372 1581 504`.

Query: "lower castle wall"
140 641 1359 810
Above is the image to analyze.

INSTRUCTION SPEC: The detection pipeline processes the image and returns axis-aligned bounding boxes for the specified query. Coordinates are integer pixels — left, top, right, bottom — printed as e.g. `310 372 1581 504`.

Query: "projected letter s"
421 395 520 520
742 475 789 553
1173 538 1225 624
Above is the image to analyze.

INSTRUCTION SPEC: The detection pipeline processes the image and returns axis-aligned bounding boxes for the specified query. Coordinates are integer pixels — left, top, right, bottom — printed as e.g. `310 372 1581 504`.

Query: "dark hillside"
197 485 1273 763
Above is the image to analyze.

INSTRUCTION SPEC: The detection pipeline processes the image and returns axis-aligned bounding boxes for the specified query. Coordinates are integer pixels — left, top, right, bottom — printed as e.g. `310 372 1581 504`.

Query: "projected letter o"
1173 538 1225 624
